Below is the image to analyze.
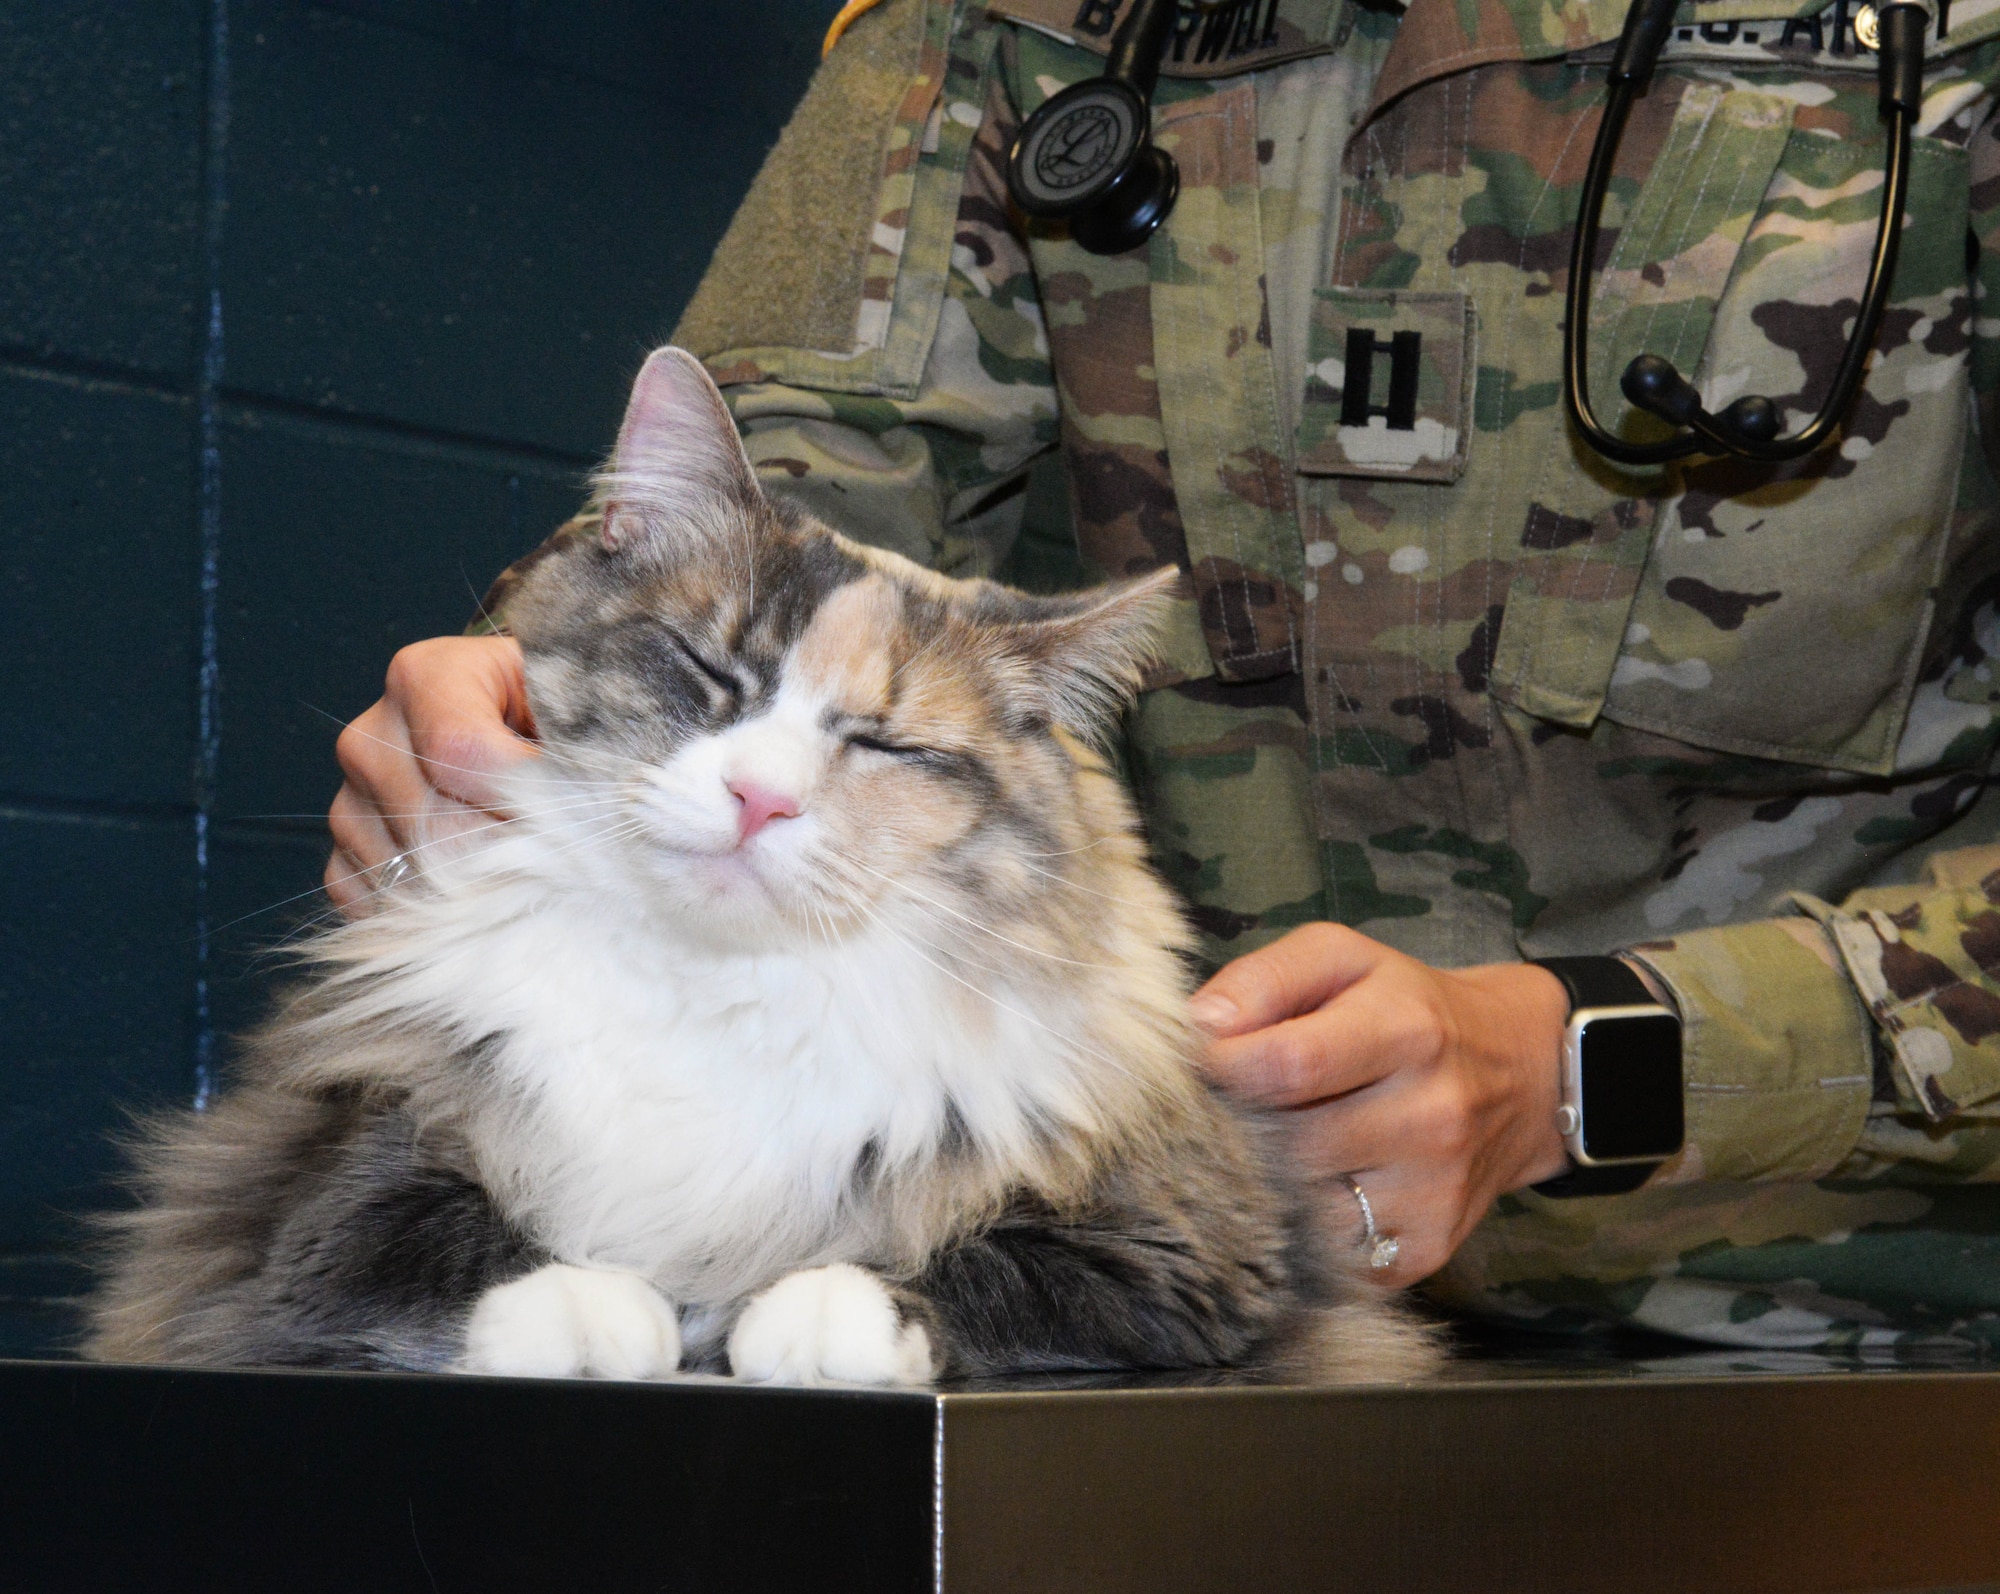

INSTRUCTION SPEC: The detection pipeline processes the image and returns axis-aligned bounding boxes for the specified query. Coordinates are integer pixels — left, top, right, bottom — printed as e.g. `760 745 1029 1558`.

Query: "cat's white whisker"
844 858 1118 971
1019 836 1117 858
841 891 1140 1083
463 573 504 637
227 786 636 823
506 814 655 881
1012 854 1150 906
224 793 643 947
206 851 461 944
820 877 1023 989
303 704 629 790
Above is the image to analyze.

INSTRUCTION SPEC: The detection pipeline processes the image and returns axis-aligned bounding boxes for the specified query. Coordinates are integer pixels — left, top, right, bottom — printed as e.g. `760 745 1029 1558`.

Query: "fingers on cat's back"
1200 924 1387 1034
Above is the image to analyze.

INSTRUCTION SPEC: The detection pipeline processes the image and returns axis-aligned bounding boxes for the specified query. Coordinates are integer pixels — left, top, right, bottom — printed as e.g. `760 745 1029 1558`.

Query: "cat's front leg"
727 1264 934 1388
460 1262 682 1379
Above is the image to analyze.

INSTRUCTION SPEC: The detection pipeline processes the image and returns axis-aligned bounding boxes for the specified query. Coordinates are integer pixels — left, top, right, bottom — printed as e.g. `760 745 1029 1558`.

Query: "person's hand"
325 635 538 916
1190 924 1573 1284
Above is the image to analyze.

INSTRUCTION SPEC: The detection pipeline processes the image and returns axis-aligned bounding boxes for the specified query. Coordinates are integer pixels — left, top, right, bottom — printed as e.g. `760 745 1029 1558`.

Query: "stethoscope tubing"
1564 69 1916 466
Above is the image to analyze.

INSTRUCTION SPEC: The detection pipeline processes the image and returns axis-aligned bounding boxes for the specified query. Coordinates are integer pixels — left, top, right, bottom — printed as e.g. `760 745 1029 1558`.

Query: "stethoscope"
1005 0 1934 466
1004 0 1183 254
1566 0 1934 463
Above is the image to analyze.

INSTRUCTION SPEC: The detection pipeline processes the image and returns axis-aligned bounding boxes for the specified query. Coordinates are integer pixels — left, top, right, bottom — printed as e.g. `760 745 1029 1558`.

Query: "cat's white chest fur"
413 881 1098 1305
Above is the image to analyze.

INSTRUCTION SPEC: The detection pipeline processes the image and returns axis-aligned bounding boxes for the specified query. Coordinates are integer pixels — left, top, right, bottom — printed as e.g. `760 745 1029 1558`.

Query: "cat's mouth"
695 847 777 896
634 827 799 915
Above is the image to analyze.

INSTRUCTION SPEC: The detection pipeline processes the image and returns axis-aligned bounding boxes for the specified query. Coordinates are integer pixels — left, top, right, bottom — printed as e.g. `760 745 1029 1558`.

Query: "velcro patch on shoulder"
673 0 935 368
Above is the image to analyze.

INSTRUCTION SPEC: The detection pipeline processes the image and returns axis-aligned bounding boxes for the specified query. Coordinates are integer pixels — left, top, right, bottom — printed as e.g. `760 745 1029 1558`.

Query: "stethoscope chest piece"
1007 80 1180 255
1008 79 1149 215
1003 0 1182 255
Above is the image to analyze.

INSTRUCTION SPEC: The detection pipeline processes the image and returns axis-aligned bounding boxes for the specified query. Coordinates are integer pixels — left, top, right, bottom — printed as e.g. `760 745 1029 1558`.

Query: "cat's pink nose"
727 778 801 844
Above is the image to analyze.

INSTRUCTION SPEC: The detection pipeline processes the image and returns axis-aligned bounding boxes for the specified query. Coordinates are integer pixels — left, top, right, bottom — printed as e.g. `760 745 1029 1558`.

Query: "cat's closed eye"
845 732 935 762
669 633 741 696
843 732 980 781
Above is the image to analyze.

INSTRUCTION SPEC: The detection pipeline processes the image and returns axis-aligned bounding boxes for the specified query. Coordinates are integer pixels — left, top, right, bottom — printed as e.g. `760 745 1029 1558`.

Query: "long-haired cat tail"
84 346 1440 1387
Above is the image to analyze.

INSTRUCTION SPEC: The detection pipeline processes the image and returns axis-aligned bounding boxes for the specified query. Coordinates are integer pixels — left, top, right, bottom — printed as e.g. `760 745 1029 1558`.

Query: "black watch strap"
1529 955 1670 1199
1529 954 1655 1012
1531 1160 1658 1197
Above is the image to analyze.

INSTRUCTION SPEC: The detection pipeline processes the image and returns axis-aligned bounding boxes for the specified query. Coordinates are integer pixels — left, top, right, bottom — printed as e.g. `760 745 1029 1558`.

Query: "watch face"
1577 1012 1684 1162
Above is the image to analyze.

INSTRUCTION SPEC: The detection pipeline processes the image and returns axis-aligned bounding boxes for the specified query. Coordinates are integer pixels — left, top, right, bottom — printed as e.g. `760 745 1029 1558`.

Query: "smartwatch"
1528 956 1685 1198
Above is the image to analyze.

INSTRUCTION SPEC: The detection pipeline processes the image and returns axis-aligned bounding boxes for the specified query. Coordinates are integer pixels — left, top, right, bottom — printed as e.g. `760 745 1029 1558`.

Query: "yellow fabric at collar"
824 0 893 57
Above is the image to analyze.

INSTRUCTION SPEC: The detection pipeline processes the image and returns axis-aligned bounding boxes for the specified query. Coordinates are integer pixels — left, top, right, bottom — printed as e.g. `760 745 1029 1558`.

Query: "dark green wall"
0 0 827 1354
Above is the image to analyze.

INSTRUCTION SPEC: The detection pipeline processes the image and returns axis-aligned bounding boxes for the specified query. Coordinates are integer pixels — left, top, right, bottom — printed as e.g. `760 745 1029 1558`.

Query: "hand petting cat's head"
498 347 1176 950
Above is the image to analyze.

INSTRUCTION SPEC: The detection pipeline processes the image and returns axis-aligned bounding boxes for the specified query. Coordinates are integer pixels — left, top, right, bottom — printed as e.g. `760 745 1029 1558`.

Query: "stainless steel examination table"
2 1342 1996 1593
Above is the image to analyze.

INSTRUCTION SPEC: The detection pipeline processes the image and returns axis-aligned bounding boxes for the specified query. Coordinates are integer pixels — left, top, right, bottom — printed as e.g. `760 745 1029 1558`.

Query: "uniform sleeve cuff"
1793 887 2000 1123
1622 916 1875 1183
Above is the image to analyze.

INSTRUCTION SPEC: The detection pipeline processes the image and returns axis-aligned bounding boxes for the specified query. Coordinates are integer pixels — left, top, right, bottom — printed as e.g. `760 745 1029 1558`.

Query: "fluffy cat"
84 347 1437 1386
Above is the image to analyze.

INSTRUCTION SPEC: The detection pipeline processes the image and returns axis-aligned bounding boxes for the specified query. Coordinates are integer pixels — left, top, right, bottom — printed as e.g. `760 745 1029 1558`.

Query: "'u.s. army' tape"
1595 0 1963 68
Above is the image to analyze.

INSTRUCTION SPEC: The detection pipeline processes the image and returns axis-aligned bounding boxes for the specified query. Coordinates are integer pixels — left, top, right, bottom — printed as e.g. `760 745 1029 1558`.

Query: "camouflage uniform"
511 0 2000 1348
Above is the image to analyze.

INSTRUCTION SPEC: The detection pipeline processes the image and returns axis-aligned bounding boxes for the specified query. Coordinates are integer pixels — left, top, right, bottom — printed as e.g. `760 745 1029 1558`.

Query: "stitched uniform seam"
1235 89 1302 667
1490 88 1598 697
1170 99 1262 668
1318 116 1402 839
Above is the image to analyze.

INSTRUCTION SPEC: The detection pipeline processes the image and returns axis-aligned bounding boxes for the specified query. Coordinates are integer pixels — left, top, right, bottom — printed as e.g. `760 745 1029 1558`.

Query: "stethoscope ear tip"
1619 356 1783 449
1717 394 1781 444
1620 353 1703 426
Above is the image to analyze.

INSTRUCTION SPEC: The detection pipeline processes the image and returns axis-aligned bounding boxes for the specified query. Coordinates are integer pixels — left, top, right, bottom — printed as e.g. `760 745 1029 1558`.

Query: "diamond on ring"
1339 1173 1400 1271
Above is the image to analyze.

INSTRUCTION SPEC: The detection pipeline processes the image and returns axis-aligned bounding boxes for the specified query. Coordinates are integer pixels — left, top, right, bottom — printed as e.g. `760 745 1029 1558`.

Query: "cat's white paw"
728 1264 933 1388
460 1262 681 1380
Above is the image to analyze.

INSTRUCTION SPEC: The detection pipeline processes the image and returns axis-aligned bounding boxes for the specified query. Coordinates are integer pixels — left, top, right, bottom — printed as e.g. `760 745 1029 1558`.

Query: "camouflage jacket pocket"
1297 288 1476 484
1593 132 1974 776
1483 80 1800 734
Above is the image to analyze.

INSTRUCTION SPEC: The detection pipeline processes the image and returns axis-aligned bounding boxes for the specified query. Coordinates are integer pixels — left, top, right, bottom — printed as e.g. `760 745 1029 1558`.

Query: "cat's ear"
596 346 762 550
994 567 1181 736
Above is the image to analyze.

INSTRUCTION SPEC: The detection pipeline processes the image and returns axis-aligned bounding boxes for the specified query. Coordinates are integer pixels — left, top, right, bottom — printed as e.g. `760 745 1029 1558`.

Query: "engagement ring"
372 852 415 893
1339 1174 1400 1270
